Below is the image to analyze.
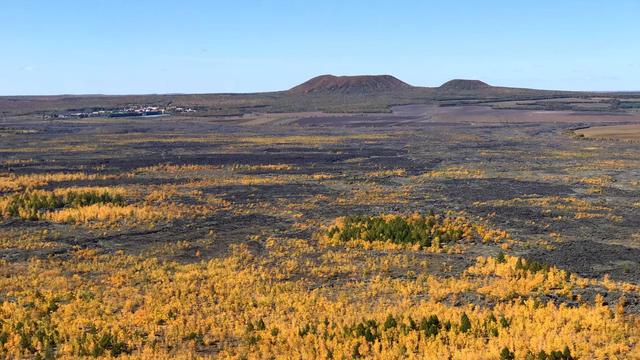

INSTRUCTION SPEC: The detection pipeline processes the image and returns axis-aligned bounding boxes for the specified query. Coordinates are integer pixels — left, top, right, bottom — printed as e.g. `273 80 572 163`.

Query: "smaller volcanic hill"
438 79 491 91
289 75 412 95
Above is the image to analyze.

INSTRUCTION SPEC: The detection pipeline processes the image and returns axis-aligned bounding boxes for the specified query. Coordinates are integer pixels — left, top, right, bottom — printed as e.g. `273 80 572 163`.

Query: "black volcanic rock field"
1 77 640 358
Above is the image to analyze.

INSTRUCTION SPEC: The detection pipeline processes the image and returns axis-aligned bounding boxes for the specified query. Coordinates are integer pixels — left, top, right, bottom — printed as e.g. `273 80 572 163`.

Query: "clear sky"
1 0 638 95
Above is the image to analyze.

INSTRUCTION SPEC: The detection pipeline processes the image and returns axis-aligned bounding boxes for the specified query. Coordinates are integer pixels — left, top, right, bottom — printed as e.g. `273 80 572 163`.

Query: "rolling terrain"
3 74 638 117
1 76 640 358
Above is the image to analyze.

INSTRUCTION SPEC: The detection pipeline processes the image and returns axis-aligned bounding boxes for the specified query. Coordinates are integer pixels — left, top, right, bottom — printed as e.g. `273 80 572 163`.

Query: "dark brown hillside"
438 79 491 91
288 75 412 95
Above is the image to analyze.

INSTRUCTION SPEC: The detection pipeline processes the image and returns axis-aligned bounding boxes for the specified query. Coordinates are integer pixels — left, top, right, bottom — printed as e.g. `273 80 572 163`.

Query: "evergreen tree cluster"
4 189 124 220
326 213 465 249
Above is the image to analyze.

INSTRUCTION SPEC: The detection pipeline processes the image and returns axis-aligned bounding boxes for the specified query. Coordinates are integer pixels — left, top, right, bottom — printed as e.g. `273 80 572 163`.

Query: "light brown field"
420 105 640 124
576 124 640 140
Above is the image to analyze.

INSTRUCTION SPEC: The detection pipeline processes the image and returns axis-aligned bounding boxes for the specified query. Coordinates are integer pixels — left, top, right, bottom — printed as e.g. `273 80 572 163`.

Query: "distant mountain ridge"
288 75 502 95
288 75 412 94
5 73 629 117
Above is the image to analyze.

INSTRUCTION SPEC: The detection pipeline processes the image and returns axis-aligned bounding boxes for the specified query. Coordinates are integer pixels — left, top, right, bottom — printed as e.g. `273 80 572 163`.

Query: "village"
48 105 197 119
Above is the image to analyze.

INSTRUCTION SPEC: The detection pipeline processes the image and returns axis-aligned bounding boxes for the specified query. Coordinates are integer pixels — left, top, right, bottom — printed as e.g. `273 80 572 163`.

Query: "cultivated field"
1 103 640 358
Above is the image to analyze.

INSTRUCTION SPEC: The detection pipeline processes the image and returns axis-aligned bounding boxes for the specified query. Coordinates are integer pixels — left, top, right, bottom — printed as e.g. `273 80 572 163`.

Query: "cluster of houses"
48 105 197 119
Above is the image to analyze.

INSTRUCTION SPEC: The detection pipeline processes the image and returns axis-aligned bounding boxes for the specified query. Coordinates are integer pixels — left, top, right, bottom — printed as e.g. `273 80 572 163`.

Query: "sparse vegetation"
1 95 639 358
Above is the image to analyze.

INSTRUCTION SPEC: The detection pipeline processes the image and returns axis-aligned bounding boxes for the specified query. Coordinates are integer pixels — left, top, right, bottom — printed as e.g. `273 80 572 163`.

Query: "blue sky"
1 0 638 95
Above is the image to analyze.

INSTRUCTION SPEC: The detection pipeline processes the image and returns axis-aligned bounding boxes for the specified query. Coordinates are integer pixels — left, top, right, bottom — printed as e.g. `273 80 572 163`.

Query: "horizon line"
1 75 639 97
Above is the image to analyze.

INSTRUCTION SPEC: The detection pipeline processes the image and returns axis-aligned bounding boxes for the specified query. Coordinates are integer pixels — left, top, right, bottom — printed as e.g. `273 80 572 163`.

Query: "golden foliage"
465 255 574 299
420 166 485 180
474 196 623 222
43 203 165 225
0 186 217 228
0 248 637 359
0 172 123 192
366 168 407 177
